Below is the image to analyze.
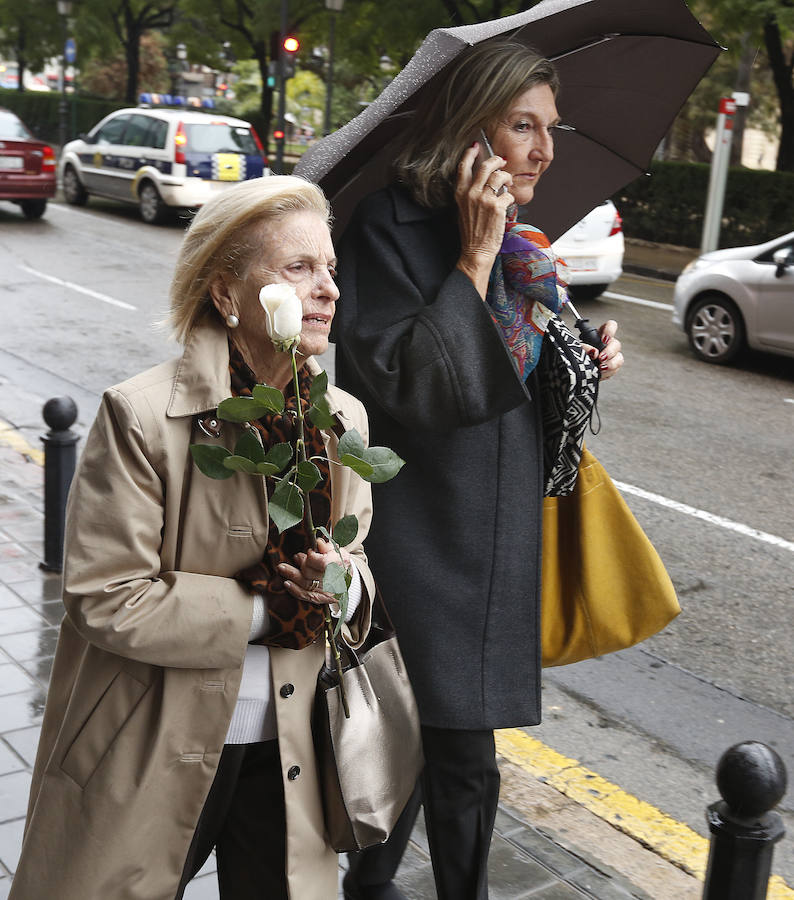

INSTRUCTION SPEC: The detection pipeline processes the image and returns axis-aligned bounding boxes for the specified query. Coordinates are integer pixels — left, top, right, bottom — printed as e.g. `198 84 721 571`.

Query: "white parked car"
552 200 625 300
59 106 270 224
672 232 794 363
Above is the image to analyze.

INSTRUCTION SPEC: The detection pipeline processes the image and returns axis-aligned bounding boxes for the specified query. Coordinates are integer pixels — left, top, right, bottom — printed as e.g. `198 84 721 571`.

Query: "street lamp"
56 0 74 152
323 0 344 136
175 43 187 99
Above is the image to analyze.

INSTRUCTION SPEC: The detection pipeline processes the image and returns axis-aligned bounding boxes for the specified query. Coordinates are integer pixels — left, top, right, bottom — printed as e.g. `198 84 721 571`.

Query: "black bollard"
703 741 787 900
40 397 79 573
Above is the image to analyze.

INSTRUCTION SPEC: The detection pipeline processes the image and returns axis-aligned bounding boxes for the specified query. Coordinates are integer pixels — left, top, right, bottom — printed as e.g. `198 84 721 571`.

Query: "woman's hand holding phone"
454 134 514 298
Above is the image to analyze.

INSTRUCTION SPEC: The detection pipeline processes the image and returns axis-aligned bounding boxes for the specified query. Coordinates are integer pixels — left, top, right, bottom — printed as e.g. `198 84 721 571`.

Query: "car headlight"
681 257 710 276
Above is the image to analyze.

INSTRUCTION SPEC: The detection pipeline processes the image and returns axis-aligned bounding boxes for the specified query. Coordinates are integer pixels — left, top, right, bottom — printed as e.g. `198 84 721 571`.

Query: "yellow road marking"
495 728 794 897
0 419 44 465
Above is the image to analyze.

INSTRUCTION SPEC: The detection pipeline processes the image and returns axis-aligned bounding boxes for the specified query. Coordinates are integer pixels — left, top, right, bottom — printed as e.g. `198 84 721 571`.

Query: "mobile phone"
475 129 506 195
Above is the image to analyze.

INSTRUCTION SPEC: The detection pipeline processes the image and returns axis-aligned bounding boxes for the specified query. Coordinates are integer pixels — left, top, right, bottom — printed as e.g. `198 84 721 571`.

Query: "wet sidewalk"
0 432 694 900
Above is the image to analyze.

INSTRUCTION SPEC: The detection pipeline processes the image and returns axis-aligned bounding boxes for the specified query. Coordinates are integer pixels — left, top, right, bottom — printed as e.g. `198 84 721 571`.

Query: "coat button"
280 683 295 698
287 765 300 780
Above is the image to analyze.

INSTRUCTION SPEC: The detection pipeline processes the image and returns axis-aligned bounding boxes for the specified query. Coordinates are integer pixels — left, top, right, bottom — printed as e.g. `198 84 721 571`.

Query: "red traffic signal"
283 36 299 54
273 129 285 141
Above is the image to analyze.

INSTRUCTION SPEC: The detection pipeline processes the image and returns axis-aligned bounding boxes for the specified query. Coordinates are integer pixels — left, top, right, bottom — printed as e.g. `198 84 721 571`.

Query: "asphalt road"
1 198 793 881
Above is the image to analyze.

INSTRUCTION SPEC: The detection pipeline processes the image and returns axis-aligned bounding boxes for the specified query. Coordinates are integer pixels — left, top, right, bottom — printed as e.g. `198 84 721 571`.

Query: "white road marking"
602 290 674 311
614 479 794 554
17 263 137 311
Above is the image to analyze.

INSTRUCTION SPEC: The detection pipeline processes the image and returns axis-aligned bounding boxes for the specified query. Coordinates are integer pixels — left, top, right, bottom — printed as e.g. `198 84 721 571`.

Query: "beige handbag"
542 447 681 668
313 591 424 852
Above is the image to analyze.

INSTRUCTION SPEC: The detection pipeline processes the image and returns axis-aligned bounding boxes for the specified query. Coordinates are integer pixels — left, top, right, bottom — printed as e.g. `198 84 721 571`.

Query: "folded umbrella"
296 0 721 243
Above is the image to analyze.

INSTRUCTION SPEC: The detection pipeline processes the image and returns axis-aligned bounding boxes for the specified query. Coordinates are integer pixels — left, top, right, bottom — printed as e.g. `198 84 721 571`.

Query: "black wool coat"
334 184 544 731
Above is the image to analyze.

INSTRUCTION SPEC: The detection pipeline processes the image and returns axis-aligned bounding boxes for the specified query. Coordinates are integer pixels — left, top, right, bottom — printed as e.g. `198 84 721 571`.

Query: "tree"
80 31 171 99
77 0 178 104
0 0 60 91
689 0 794 171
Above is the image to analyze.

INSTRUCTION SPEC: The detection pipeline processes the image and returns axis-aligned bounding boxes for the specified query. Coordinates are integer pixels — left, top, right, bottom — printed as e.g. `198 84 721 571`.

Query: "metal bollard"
40 397 79 573
703 741 787 900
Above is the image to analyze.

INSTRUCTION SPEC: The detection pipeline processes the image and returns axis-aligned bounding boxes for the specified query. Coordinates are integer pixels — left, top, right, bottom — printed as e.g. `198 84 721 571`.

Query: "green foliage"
269 476 304 532
615 160 794 247
332 515 358 548
189 444 234 479
337 428 405 483
0 87 123 144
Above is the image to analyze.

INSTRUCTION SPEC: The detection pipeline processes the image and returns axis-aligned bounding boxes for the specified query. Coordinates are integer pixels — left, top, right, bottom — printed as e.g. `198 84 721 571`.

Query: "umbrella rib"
565 128 648 175
548 31 721 61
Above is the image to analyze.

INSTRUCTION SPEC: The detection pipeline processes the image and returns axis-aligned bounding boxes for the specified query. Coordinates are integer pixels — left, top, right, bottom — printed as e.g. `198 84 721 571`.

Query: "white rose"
259 283 303 352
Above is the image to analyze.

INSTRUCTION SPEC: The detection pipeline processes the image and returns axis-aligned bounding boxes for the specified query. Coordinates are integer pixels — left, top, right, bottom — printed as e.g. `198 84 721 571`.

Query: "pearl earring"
226 314 239 329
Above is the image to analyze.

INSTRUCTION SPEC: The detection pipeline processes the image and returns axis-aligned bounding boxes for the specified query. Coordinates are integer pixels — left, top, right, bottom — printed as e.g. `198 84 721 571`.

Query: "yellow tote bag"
542 447 680 668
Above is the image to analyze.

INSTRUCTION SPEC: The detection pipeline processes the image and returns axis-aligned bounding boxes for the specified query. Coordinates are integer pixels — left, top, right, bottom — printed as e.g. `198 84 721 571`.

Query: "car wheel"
20 199 47 219
686 293 745 364
571 284 609 301
139 181 168 224
63 165 88 206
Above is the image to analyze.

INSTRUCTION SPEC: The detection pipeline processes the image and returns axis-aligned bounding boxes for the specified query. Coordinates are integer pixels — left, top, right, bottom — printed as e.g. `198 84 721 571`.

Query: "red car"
0 107 56 219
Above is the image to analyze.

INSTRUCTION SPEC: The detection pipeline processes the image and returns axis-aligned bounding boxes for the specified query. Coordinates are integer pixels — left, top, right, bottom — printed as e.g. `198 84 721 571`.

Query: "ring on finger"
485 182 499 195
309 578 321 591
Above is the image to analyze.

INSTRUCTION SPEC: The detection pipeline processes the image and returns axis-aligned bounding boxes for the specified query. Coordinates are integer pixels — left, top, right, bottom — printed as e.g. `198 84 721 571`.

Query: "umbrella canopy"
296 0 721 243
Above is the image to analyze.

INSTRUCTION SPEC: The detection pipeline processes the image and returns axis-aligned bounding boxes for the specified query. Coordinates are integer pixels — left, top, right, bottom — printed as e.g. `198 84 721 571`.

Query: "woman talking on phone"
333 41 624 900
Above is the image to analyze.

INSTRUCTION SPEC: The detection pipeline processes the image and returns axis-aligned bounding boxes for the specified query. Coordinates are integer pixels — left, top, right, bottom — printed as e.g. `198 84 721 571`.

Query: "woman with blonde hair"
334 40 624 900
10 175 376 900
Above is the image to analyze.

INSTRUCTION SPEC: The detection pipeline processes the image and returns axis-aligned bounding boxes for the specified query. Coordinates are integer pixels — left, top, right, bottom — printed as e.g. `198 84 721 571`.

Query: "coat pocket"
61 670 149 788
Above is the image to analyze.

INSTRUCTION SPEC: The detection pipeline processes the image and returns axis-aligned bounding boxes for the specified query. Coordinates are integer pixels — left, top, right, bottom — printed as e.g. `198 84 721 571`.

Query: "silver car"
672 232 794 363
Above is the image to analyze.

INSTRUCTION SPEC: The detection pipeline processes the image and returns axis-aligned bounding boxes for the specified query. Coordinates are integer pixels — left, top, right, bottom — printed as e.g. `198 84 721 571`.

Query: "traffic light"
282 35 299 79
273 129 285 141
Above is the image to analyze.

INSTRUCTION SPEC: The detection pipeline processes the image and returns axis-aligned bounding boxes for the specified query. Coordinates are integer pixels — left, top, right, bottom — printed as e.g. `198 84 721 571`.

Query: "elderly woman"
334 41 624 900
10 176 375 900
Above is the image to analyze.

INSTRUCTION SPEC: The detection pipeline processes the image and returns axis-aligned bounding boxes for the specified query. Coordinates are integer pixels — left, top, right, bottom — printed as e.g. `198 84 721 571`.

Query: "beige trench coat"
10 319 376 900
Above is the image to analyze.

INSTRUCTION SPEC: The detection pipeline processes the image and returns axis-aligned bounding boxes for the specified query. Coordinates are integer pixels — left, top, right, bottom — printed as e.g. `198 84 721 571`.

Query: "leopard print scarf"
230 342 333 650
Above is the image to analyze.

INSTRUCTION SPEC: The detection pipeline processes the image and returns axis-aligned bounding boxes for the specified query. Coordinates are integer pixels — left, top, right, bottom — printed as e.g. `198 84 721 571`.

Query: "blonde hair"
394 41 559 209
169 175 331 343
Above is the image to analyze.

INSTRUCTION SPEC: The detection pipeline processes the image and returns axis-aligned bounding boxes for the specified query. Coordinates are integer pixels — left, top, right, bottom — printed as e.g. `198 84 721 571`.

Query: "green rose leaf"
332 514 358 547
268 477 304 533
308 402 336 430
338 428 366 458
309 370 329 405
296 460 321 493
223 455 258 473
264 442 294 473
323 562 348 595
360 446 406 484
307 370 337 429
252 383 285 415
256 461 281 476
339 454 375 479
217 396 270 423
234 429 265 464
189 444 234 479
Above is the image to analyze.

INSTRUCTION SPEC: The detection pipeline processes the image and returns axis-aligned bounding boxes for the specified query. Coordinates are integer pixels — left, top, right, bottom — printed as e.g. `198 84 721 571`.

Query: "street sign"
64 38 77 64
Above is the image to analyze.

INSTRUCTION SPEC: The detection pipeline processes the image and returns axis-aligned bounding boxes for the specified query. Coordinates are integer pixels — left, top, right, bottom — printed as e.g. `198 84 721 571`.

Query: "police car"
59 107 270 224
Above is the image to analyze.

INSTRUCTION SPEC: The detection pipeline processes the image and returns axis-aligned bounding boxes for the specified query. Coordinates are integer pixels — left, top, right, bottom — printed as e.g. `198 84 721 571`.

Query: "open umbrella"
296 0 721 243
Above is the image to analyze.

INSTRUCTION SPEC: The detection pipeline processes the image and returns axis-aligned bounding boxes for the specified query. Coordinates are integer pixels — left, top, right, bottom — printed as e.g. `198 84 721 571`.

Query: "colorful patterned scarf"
486 208 569 381
229 342 332 650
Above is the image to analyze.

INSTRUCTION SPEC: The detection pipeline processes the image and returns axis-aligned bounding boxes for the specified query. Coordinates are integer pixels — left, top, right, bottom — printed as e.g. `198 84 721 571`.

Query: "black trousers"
175 740 288 900
347 726 500 900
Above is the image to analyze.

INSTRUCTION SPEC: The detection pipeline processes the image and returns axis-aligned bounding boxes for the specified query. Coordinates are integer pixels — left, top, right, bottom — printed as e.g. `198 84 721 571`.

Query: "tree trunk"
763 16 794 172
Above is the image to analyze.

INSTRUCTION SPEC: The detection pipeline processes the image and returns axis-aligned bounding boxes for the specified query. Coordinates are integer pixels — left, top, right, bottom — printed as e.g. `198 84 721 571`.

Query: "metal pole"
58 25 67 151
40 397 79 573
701 97 735 254
323 11 336 136
703 741 786 900
275 0 288 174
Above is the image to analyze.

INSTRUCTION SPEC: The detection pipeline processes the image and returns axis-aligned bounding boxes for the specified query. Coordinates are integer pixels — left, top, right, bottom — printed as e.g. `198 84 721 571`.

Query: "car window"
94 115 130 145
0 112 32 140
183 123 257 154
147 118 168 150
123 114 156 147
